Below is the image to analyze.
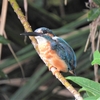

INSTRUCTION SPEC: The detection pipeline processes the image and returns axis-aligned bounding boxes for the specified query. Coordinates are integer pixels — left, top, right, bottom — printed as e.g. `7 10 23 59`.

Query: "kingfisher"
21 27 76 74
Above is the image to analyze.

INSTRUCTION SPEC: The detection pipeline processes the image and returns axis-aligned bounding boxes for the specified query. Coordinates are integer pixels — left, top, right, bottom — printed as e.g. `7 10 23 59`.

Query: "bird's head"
20 27 55 37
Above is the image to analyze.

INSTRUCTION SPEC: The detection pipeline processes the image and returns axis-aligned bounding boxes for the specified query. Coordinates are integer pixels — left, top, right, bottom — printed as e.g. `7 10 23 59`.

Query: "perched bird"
21 27 76 74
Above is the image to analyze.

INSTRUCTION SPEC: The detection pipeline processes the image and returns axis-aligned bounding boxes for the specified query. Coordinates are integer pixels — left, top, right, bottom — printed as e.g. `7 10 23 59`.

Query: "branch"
85 0 100 82
8 0 83 99
0 0 8 59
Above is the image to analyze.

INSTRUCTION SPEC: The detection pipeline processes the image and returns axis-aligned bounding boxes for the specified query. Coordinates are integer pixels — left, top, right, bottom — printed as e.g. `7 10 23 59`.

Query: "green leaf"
0 35 10 44
66 76 100 96
47 0 61 6
79 87 94 96
86 91 95 97
91 50 100 65
88 8 100 21
84 96 100 100
93 0 100 6
97 97 100 100
79 87 86 92
0 69 8 78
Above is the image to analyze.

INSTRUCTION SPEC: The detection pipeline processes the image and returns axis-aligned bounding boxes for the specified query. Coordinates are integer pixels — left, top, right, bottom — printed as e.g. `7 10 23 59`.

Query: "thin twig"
90 17 100 82
84 0 100 82
96 32 100 50
0 15 25 78
24 0 28 20
0 0 8 59
3 31 25 78
84 33 91 52
8 0 83 99
64 0 67 5
59 0 65 17
23 0 28 43
9 0 38 52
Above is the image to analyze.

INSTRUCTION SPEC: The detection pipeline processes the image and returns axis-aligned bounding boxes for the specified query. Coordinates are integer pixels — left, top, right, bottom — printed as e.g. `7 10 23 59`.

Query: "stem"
50 67 83 100
8 0 38 50
0 0 8 59
9 0 83 99
90 19 99 82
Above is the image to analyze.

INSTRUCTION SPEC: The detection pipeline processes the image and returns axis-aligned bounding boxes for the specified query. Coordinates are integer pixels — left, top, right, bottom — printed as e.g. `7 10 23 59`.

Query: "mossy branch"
8 0 83 100
9 0 38 51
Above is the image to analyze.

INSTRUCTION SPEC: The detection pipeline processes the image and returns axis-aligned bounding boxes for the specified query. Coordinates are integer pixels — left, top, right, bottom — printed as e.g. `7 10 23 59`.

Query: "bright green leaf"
97 97 100 100
88 8 100 21
79 87 94 96
86 91 95 97
93 0 100 6
84 96 100 100
79 87 86 92
66 76 100 96
91 50 100 65
0 35 10 44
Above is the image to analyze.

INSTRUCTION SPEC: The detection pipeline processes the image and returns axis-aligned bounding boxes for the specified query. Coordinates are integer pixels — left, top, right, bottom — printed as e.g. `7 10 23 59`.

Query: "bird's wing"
52 36 76 70
42 35 76 71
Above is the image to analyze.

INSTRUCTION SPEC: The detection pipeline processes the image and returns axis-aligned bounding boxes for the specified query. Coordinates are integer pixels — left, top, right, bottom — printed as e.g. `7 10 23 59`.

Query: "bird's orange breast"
38 42 68 72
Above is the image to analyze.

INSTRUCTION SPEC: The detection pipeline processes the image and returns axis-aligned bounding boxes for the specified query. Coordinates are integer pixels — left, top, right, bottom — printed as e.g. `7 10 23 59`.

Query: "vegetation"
0 0 100 100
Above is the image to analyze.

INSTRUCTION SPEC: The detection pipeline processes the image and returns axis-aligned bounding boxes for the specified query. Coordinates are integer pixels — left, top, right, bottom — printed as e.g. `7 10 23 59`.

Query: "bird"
20 27 77 75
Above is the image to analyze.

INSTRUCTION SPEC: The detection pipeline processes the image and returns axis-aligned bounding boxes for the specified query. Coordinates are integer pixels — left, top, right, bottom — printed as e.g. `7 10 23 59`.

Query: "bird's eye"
43 30 47 34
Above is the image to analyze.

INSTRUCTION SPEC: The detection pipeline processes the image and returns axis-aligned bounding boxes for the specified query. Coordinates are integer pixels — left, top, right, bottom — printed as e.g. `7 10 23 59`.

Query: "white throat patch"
35 36 47 44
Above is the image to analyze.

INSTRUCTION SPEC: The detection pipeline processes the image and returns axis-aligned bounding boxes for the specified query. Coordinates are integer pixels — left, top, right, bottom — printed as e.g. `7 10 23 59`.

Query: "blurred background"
0 0 97 100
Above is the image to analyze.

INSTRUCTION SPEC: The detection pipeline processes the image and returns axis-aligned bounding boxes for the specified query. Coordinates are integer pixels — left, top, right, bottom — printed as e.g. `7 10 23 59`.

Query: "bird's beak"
20 32 41 36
